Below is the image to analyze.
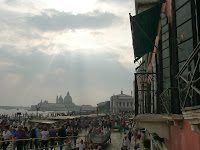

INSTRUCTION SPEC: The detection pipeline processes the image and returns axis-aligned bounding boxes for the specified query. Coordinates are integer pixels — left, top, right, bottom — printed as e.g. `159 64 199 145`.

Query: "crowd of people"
0 114 145 150
0 122 88 150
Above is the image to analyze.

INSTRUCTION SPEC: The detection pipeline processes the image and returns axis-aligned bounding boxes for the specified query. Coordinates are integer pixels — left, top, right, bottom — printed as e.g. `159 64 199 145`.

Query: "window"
127 102 129 107
123 102 125 107
196 0 200 40
120 102 121 107
131 102 133 107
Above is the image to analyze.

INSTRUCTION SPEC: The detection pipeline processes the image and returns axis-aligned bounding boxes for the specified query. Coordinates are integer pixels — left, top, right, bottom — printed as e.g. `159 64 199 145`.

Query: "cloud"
0 0 136 106
26 9 119 31
0 45 133 106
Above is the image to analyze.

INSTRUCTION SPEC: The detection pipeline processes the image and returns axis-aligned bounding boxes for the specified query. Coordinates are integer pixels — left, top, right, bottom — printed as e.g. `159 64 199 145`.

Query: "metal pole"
135 74 138 116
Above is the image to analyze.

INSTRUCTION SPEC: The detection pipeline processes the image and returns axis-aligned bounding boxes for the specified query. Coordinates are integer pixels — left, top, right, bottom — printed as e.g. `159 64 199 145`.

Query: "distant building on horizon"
31 91 95 111
110 90 134 114
97 101 110 113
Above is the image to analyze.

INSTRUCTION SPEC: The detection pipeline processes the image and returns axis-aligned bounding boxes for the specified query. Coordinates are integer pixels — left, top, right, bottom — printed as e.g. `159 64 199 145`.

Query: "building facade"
97 101 110 113
31 91 95 111
130 0 200 149
110 91 134 114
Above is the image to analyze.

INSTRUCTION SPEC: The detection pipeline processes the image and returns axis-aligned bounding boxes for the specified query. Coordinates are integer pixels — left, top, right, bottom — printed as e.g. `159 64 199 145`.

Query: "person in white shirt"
12 121 16 128
2 126 12 150
121 136 130 150
41 126 49 150
78 140 86 150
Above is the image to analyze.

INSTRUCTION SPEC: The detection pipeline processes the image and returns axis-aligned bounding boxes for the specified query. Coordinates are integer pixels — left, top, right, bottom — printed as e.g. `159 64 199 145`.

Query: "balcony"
134 72 157 115
176 42 200 110
176 42 200 135
160 87 179 115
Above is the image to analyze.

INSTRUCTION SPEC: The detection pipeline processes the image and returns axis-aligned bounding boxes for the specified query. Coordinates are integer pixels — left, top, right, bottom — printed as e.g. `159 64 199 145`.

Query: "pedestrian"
12 121 16 128
41 126 49 150
128 129 132 142
15 125 26 150
29 125 36 149
2 126 12 150
11 135 17 150
121 136 130 150
31 124 40 149
78 140 86 150
87 139 93 149
134 143 142 150
72 128 78 147
88 125 93 134
11 126 16 135
65 142 72 150
23 127 29 150
49 126 57 150
58 125 66 150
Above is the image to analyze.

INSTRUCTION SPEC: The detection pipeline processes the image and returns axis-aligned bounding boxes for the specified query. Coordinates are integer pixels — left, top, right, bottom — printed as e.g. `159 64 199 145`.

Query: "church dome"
64 91 72 104
58 96 64 103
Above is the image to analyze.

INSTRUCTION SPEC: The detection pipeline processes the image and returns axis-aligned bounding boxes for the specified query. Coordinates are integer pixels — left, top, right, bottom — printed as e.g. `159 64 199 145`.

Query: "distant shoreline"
0 106 30 110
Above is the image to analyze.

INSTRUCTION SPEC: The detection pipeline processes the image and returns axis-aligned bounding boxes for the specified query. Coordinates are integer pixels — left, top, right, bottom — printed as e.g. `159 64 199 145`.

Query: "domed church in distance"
31 91 96 111
32 91 79 111
56 91 76 110
64 92 73 104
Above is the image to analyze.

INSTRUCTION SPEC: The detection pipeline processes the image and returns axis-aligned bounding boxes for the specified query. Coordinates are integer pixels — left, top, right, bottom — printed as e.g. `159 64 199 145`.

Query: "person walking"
2 126 12 150
121 136 130 150
58 125 66 150
29 125 36 150
15 125 26 150
35 124 40 149
11 135 17 150
65 142 72 150
23 127 29 150
78 140 85 150
49 126 57 150
72 128 78 147
41 126 49 150
128 129 133 143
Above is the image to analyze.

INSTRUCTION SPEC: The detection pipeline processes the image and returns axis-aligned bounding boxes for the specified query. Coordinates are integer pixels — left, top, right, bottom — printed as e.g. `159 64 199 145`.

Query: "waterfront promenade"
5 130 144 150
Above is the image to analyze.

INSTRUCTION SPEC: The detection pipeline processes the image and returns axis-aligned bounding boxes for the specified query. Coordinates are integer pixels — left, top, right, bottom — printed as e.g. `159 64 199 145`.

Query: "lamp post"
80 107 82 117
36 104 40 119
97 104 99 116
17 112 21 123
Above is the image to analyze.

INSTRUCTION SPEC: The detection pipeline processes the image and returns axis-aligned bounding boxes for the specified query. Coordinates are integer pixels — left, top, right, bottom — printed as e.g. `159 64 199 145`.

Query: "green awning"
130 5 161 62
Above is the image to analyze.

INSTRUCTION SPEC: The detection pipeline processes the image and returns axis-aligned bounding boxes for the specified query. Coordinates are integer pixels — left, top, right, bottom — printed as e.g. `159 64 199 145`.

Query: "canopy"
130 5 161 62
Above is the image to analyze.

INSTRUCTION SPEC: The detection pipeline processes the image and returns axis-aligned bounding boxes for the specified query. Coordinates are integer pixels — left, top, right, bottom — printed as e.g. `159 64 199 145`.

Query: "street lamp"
97 104 99 116
36 104 40 119
80 107 82 117
17 112 21 123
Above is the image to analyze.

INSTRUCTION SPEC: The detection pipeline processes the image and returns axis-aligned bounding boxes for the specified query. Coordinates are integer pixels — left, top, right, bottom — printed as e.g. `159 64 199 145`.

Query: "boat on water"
28 119 58 128
89 129 111 147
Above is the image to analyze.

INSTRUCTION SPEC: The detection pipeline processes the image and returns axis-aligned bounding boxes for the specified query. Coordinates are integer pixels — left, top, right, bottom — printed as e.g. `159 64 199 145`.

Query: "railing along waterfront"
176 42 200 109
0 135 88 150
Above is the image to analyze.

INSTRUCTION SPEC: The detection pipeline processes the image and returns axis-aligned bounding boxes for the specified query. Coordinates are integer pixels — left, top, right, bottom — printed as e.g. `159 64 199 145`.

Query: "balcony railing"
176 42 200 110
134 72 157 115
160 87 178 115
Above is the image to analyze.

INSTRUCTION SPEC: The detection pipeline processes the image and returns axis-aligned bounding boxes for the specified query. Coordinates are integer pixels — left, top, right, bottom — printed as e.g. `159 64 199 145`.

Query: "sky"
0 0 136 106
